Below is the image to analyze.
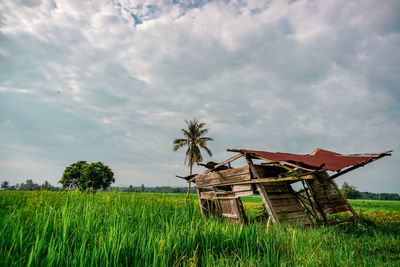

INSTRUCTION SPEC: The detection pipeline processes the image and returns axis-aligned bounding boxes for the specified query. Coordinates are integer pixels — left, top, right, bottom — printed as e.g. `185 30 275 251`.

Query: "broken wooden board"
215 193 247 224
307 171 356 216
194 166 251 187
261 183 313 225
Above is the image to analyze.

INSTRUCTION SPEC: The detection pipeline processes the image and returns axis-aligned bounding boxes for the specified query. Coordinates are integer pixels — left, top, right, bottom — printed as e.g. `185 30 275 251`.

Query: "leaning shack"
184 148 391 225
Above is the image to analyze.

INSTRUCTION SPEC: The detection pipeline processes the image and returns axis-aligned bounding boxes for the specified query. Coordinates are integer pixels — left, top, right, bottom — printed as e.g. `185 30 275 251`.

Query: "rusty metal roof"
240 148 388 171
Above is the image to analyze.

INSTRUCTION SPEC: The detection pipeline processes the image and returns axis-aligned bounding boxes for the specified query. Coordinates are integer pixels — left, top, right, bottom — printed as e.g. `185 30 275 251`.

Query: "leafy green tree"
59 161 115 192
341 182 362 199
1 181 9 190
41 180 52 191
59 161 88 190
173 118 213 198
18 179 40 191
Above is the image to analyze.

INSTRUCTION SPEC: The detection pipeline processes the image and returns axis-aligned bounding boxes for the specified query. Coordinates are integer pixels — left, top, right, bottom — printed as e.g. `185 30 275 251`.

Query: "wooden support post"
245 155 279 223
305 180 328 223
197 188 205 217
301 180 319 221
297 194 316 220
256 184 279 223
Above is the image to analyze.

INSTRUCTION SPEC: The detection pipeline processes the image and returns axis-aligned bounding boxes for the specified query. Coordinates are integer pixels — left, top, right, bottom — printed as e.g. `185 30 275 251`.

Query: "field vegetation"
1 191 399 266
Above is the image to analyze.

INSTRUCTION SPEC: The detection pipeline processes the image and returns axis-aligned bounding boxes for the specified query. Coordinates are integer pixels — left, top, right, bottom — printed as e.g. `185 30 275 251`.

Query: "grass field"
1 191 399 266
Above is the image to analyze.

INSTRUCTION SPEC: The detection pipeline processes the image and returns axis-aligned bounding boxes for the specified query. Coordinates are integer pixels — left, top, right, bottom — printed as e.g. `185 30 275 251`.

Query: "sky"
0 0 399 193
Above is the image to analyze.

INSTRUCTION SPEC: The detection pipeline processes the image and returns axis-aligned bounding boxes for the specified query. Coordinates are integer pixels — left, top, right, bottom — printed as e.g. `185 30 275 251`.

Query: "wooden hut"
185 148 391 225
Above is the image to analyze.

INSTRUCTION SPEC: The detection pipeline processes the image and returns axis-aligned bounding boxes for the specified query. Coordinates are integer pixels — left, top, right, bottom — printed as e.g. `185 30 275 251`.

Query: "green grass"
0 191 399 266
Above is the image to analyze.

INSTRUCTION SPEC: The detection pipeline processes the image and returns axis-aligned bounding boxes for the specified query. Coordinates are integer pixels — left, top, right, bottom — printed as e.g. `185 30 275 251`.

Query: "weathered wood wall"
194 163 356 226
194 166 251 187
260 182 312 225
307 171 355 216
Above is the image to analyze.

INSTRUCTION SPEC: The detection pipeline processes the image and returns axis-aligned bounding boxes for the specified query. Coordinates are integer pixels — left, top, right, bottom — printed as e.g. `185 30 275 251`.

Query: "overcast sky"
1 0 399 193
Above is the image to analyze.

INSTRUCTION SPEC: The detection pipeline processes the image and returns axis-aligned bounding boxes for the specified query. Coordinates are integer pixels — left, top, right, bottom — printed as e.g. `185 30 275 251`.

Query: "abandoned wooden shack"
184 148 391 225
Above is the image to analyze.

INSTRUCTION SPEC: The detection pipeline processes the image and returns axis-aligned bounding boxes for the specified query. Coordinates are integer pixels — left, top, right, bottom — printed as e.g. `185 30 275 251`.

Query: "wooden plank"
195 173 315 188
195 166 250 182
318 195 347 203
318 198 347 208
215 196 237 200
305 180 328 222
222 213 238 219
200 191 216 199
274 204 306 213
323 205 350 214
322 172 358 217
270 198 300 207
308 183 337 191
195 173 251 187
263 184 291 193
233 190 254 197
307 171 358 218
200 153 244 175
277 211 311 220
254 165 286 178
233 198 244 224
246 156 279 223
252 154 315 172
197 189 205 217
280 214 310 222
280 216 311 225
232 184 252 192
267 193 298 200
237 197 248 224
216 197 247 224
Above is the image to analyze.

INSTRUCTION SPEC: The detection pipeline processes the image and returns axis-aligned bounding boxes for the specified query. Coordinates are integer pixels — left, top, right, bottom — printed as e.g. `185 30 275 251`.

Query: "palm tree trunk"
187 162 193 199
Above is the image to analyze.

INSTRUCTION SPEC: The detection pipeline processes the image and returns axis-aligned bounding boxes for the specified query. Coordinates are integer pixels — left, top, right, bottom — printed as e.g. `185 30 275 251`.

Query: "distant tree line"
1 180 398 199
0 180 196 194
111 184 196 194
1 179 61 191
340 182 400 200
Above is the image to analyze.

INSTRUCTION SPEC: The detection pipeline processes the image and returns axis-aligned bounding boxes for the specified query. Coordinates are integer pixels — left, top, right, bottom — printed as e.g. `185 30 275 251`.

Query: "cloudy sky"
1 0 399 193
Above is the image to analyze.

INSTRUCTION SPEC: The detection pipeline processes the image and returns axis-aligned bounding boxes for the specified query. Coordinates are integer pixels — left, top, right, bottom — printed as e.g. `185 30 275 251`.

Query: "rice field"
0 191 399 266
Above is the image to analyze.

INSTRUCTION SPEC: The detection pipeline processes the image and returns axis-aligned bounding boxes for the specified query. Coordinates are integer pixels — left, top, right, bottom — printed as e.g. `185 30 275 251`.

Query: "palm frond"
201 145 213 157
181 128 190 138
173 139 188 151
199 128 209 136
184 147 191 165
198 137 213 142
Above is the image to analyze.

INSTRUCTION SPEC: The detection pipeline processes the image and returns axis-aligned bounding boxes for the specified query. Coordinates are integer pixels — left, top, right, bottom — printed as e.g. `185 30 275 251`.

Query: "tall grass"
0 191 399 266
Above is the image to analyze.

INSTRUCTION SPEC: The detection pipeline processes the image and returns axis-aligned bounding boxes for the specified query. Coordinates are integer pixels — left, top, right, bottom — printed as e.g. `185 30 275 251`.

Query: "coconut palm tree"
173 119 213 198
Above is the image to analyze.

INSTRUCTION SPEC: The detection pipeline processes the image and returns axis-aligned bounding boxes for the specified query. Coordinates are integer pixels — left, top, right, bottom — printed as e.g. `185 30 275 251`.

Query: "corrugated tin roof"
240 148 379 171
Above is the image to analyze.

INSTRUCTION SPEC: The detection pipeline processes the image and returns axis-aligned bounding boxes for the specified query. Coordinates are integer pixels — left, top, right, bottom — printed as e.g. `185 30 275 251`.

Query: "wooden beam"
195 174 315 188
245 155 279 223
227 148 242 153
228 149 316 172
189 153 243 182
300 180 318 220
176 174 197 181
197 188 205 217
305 180 328 223
253 154 317 172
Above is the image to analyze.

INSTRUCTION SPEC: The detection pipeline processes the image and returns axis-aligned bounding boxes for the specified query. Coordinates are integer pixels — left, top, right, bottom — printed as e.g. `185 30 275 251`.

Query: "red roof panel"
240 148 377 171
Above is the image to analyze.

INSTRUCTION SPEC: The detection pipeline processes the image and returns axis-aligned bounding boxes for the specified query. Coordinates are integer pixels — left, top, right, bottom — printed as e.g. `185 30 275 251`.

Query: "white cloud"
0 0 399 192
